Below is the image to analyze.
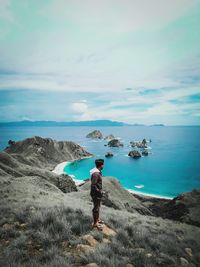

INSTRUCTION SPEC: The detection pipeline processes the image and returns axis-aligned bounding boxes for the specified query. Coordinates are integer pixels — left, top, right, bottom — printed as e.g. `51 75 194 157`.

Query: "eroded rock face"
128 150 141 158
86 130 103 139
108 139 123 147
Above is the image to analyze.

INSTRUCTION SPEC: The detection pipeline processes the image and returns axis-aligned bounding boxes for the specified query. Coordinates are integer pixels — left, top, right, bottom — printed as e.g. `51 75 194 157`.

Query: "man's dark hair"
95 159 104 168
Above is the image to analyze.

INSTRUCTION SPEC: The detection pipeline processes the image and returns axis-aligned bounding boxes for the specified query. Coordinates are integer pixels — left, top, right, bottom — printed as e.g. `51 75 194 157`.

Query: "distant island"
0 120 164 127
150 124 165 127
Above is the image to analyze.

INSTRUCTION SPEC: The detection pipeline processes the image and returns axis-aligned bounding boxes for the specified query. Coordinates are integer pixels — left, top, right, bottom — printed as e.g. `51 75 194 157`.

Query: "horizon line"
0 119 199 127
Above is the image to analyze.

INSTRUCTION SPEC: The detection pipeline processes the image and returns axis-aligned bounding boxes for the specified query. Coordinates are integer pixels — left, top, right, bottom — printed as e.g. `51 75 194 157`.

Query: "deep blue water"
0 126 200 198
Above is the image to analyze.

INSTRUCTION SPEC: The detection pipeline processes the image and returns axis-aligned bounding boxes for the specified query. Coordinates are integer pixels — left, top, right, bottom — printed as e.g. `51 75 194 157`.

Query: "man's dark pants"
92 196 101 224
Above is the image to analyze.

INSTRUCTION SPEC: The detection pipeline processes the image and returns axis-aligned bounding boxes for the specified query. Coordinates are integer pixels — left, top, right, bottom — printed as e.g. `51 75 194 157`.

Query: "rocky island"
108 138 123 147
86 130 103 139
0 136 200 267
104 134 115 141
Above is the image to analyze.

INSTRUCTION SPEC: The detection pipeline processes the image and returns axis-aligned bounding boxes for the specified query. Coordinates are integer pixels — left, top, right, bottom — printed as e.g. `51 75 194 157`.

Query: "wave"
134 184 144 189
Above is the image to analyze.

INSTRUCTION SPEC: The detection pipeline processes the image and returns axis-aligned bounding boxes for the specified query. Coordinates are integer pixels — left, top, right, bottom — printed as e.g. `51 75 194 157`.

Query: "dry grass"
0 204 200 267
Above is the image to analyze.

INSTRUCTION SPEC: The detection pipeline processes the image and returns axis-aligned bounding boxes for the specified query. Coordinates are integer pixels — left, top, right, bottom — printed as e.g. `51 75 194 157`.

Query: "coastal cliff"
4 136 92 169
0 137 200 267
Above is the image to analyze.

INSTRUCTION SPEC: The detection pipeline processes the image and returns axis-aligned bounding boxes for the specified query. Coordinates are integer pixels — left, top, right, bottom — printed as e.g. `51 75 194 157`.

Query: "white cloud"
70 101 95 121
71 102 88 114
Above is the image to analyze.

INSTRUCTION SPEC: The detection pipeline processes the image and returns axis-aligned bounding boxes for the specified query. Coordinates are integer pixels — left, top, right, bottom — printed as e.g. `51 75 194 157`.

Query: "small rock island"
108 138 123 147
86 130 103 139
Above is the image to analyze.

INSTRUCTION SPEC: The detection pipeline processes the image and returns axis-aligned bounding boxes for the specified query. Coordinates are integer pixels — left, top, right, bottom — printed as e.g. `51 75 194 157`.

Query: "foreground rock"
108 139 123 147
128 150 141 158
86 130 103 139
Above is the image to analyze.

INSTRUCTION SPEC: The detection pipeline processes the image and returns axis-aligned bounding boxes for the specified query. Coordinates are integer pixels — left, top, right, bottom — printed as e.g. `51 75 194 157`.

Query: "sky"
0 0 200 125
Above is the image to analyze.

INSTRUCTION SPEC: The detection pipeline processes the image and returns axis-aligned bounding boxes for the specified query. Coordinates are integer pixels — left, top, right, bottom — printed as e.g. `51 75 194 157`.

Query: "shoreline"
52 156 92 186
127 188 173 200
52 160 174 200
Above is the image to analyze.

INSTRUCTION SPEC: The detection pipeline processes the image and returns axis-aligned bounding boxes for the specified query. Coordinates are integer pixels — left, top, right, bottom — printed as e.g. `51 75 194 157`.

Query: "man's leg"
92 197 101 227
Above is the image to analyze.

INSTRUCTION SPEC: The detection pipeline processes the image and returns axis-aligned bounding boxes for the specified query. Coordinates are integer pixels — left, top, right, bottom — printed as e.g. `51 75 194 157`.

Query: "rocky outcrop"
108 139 123 147
105 152 113 158
128 150 141 158
149 190 200 227
104 134 115 141
86 130 103 139
0 137 92 199
56 174 77 193
4 136 92 170
130 140 148 148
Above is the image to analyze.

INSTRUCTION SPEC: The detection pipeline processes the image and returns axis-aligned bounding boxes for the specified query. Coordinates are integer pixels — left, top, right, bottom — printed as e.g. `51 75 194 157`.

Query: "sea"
0 126 200 198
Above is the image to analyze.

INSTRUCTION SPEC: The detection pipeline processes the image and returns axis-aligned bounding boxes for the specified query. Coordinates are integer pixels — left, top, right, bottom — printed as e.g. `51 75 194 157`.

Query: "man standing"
90 159 104 230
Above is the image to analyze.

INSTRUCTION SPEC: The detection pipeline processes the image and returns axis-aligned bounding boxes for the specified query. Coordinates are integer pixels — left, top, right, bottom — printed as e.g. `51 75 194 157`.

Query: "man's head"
95 159 104 170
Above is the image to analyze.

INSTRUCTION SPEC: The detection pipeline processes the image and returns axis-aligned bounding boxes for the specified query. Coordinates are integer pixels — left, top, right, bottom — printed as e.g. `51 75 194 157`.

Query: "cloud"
71 101 88 114
70 100 94 120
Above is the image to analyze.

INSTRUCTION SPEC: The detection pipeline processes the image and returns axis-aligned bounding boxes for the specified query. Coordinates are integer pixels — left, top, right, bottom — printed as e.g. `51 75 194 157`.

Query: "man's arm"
91 172 101 192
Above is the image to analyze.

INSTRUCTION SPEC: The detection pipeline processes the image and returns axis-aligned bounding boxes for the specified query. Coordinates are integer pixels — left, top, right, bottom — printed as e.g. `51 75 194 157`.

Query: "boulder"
108 139 123 147
128 150 141 158
105 152 113 158
86 130 103 139
101 224 116 237
57 174 77 193
82 234 98 246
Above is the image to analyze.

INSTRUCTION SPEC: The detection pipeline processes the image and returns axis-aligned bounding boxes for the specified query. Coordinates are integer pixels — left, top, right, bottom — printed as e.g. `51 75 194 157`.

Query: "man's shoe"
92 223 103 231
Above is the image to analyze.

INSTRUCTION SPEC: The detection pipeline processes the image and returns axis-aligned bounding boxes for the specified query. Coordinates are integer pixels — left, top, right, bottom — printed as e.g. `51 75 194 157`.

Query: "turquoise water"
1 126 200 198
